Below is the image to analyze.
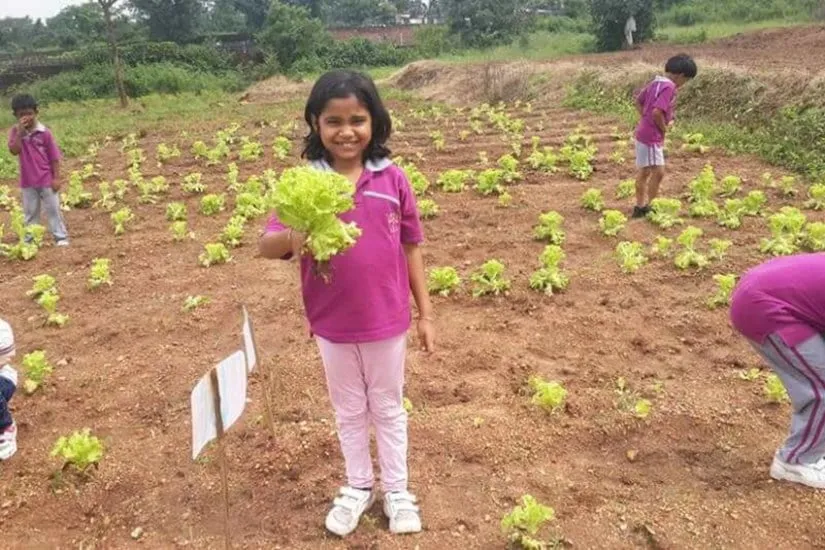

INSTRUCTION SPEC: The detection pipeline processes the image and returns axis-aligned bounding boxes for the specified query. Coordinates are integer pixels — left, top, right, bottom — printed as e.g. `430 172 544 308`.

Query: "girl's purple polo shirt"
730 253 825 347
7 123 62 189
265 158 424 343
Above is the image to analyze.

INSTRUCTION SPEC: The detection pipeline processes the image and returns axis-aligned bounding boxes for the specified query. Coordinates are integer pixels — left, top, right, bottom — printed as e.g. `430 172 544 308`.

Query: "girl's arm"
404 243 434 351
259 229 304 259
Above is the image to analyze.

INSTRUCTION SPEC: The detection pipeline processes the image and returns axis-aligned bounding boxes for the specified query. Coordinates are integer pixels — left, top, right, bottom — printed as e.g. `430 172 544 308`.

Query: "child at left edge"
259 70 435 537
0 319 19 460
7 94 70 246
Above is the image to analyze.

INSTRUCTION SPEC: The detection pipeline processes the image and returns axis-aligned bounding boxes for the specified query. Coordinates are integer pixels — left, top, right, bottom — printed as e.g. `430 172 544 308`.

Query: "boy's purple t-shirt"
7 123 62 188
730 253 825 347
635 76 677 146
265 159 424 344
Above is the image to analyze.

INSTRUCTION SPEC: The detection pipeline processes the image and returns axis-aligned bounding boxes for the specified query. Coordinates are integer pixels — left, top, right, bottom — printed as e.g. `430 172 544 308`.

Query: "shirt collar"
309 157 393 173
655 76 675 85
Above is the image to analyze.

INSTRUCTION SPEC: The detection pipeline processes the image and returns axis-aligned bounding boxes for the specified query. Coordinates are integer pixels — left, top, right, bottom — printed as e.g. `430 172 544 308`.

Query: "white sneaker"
0 422 17 461
770 454 825 489
383 490 422 534
325 487 375 537
55 240 69 247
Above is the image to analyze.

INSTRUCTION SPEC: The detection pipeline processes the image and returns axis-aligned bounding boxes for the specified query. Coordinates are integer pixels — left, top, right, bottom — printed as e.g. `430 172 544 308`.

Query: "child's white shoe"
383 490 422 534
325 487 375 537
770 454 825 489
0 422 17 461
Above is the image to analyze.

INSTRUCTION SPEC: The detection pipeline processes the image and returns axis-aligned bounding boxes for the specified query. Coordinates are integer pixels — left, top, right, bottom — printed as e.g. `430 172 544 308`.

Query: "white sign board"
241 306 258 373
191 350 248 460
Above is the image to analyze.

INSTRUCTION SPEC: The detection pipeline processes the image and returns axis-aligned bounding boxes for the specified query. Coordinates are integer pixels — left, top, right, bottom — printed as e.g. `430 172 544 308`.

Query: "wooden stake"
260 358 278 439
209 368 232 550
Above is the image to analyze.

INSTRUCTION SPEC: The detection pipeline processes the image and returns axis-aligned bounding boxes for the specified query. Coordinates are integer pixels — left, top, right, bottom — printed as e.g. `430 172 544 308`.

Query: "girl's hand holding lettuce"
273 167 362 263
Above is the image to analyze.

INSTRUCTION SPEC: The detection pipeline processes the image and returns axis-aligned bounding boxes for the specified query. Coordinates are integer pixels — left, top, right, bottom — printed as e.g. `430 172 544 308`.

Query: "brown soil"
3 26 825 550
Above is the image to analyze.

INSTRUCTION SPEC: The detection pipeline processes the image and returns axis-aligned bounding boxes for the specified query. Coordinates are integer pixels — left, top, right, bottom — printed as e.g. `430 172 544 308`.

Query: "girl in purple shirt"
731 253 825 489
259 70 434 537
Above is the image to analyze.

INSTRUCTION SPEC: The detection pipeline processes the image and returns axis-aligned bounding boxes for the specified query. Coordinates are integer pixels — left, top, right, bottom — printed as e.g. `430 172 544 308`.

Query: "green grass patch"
654 19 809 44
441 31 596 64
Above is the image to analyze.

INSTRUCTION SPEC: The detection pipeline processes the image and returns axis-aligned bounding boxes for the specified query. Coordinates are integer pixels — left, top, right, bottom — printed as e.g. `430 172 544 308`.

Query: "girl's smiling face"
317 95 372 166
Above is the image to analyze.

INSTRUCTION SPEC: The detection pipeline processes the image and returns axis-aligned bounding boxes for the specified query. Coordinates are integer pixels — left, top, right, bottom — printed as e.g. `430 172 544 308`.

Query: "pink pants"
316 334 408 493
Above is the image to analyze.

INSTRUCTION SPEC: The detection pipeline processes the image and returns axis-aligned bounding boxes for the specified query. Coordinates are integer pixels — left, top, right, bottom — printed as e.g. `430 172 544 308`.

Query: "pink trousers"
315 333 409 493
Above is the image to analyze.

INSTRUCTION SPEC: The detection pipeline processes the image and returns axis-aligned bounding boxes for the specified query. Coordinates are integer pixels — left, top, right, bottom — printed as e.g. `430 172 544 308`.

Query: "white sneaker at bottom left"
325 487 375 537
770 454 825 489
0 422 17 461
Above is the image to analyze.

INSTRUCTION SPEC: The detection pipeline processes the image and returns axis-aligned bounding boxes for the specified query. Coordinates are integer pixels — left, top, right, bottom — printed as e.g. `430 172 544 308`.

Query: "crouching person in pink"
259 70 435 537
730 253 825 488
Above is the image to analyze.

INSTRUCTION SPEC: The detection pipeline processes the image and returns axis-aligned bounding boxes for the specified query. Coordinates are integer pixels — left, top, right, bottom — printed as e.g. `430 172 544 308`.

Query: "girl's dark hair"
665 54 698 79
11 94 38 114
303 70 392 162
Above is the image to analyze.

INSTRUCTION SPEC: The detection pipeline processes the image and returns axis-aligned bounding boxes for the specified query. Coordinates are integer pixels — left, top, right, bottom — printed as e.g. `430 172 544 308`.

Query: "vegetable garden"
1 76 824 548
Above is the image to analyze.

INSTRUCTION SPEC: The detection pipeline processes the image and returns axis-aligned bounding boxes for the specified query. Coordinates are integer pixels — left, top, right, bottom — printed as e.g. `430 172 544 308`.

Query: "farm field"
3 31 825 549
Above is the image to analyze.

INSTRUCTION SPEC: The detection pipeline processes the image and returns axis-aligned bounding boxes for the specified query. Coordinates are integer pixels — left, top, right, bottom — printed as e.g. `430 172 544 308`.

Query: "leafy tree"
0 17 52 51
257 1 328 69
130 0 204 42
47 4 108 48
285 0 326 19
589 0 655 51
444 0 529 47
233 0 273 30
203 0 248 32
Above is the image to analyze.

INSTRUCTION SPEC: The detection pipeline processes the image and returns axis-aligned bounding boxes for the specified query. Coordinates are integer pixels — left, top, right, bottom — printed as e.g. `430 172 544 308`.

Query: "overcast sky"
1 0 87 21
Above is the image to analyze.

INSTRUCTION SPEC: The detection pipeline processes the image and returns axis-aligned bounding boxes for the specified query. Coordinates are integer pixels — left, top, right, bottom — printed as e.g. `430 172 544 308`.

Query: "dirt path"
570 25 825 74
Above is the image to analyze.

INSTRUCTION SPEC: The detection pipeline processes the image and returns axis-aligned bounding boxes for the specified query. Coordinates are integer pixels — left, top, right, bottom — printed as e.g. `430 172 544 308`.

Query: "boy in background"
632 54 698 219
7 94 70 246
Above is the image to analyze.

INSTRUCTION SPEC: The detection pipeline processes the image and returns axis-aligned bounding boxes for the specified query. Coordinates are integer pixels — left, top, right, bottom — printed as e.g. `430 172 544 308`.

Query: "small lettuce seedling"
529 376 567 413
501 494 555 550
199 243 232 267
51 429 104 474
533 211 565 245
580 188 604 212
427 267 461 296
470 260 510 297
615 242 648 273
599 210 627 237
22 350 53 394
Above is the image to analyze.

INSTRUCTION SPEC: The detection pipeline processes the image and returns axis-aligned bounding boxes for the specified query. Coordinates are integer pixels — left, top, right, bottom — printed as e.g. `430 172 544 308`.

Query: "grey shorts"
635 140 665 168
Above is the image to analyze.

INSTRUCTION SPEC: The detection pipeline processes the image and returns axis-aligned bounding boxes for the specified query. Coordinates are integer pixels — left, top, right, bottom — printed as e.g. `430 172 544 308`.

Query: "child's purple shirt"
7 123 62 188
634 76 677 146
730 253 825 347
264 158 424 343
